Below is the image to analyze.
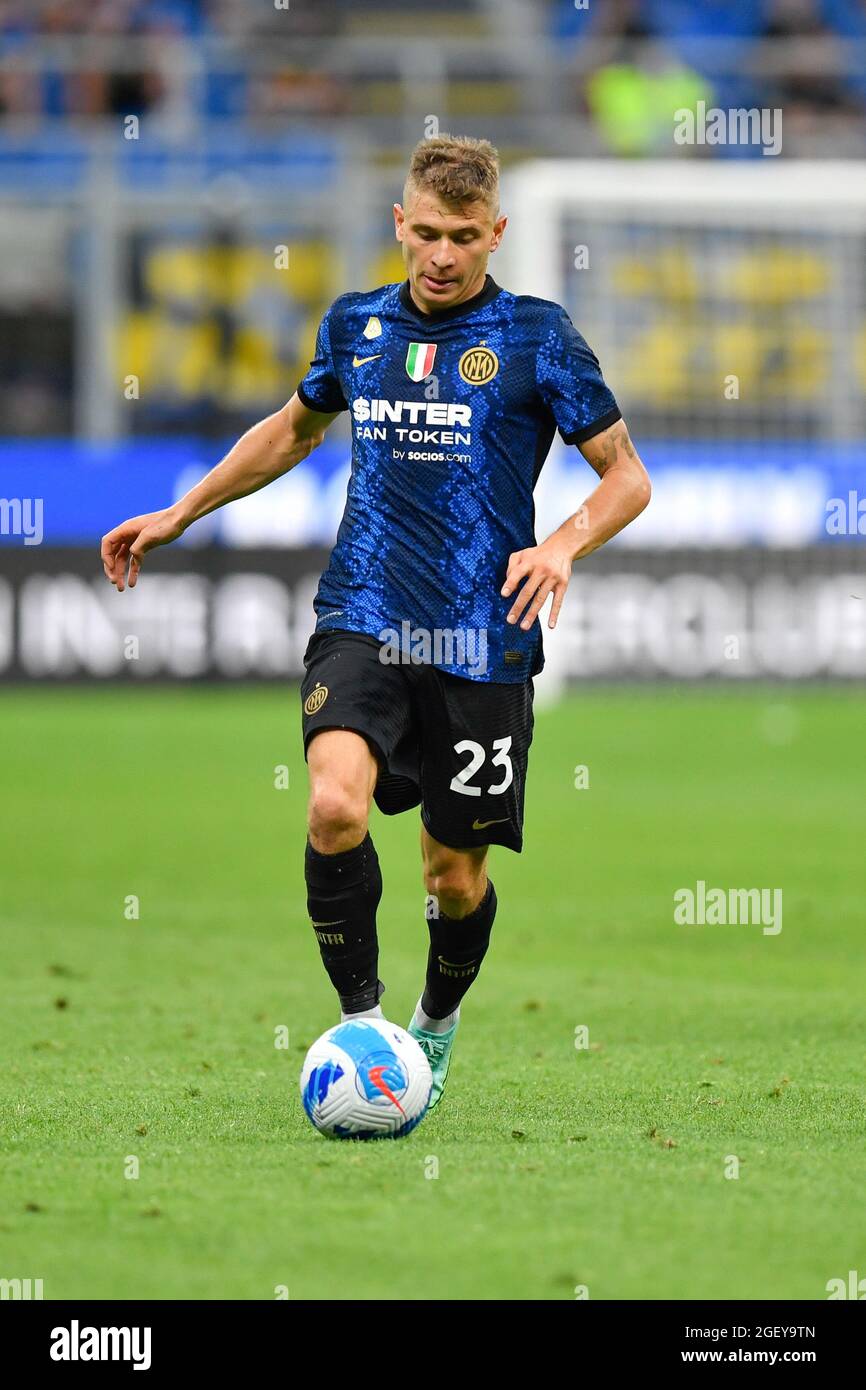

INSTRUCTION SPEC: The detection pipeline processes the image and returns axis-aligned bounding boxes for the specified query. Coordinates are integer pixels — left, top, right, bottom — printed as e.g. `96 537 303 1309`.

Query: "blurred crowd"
0 0 863 145
559 0 866 151
0 0 347 119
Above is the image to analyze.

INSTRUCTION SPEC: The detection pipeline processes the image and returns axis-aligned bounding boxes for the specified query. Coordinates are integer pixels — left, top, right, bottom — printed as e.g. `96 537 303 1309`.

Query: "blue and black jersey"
297 275 620 683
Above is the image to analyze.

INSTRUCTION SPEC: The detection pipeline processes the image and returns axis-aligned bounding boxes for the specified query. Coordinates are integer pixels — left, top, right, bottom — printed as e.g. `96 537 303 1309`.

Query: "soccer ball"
300 1017 433 1140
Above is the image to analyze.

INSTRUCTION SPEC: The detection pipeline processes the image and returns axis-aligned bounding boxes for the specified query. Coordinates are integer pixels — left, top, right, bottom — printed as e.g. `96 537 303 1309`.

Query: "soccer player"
101 135 651 1111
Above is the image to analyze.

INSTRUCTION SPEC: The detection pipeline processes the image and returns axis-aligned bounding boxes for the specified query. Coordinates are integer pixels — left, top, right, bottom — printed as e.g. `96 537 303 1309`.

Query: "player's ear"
393 203 405 240
490 213 507 251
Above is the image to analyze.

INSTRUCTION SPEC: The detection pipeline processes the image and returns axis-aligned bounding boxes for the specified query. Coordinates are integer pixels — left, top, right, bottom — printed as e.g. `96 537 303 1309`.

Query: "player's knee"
307 782 368 852
423 857 485 919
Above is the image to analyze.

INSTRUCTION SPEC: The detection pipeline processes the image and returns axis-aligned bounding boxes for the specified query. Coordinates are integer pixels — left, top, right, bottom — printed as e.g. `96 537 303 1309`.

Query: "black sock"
305 833 384 1014
421 880 497 1019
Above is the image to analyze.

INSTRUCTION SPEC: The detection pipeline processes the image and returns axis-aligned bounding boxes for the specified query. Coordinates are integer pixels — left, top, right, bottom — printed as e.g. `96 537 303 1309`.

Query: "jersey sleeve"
296 300 348 414
536 306 621 445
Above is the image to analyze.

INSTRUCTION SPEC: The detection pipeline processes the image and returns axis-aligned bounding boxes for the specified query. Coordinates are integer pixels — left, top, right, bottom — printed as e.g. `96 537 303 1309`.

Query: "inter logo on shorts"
405 342 437 381
459 345 498 385
304 684 329 715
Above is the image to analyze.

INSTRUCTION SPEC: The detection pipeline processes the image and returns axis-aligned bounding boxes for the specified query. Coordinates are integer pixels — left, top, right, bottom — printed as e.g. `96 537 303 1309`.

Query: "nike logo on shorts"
472 817 509 831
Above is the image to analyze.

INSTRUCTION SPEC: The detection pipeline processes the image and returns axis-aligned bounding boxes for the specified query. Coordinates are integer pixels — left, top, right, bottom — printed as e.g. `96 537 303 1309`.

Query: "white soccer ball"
300 1017 433 1140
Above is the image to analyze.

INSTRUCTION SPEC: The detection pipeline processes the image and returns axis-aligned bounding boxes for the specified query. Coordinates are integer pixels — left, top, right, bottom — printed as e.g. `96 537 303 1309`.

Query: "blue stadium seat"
0 129 91 192
820 0 866 103
117 127 340 189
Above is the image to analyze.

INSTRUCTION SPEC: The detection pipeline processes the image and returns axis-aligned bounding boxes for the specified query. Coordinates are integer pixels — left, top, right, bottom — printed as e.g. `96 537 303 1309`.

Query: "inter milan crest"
304 684 329 715
405 342 437 381
458 345 499 385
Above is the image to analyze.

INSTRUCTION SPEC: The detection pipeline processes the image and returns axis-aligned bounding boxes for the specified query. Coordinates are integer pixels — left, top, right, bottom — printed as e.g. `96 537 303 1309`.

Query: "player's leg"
407 828 499 1109
300 630 419 1022
307 727 377 854
415 826 496 1025
420 827 489 918
305 728 385 1020
415 667 532 1014
406 669 532 1105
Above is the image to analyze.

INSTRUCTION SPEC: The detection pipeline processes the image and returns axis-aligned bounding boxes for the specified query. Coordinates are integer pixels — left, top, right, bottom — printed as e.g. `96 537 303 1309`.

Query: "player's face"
394 191 507 313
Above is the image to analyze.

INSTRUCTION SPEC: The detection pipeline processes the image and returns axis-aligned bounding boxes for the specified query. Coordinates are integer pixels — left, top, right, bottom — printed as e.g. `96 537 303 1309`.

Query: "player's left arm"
501 419 651 631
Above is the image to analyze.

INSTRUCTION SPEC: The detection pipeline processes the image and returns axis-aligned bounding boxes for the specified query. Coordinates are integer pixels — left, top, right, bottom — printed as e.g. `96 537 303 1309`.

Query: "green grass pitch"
1 685 864 1301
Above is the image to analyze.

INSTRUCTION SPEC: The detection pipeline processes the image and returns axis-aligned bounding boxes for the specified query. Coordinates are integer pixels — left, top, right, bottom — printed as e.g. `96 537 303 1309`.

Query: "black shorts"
300 630 534 853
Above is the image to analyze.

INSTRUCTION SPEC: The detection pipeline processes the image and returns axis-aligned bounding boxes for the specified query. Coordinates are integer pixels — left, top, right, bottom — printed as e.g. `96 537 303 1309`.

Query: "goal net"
496 160 866 687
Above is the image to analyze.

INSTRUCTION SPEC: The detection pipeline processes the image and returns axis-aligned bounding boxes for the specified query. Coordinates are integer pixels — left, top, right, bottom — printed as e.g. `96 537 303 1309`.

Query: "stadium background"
2 0 865 1304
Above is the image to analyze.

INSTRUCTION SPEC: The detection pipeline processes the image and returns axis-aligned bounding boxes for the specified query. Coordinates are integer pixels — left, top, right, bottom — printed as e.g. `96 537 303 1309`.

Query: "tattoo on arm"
584 423 636 475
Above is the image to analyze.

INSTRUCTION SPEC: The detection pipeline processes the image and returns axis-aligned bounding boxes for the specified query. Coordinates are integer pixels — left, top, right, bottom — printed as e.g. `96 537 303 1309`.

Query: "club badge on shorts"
304 684 329 715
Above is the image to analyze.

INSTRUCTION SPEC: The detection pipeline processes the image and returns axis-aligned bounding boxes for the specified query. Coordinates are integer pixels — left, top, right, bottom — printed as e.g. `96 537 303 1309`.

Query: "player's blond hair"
404 135 500 215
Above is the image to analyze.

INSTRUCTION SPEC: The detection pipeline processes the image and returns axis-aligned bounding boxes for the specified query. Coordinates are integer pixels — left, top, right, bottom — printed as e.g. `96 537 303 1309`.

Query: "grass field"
1 685 864 1301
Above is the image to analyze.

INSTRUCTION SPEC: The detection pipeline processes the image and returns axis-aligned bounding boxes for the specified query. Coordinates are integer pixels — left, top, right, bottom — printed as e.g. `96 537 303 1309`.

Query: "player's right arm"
101 393 340 590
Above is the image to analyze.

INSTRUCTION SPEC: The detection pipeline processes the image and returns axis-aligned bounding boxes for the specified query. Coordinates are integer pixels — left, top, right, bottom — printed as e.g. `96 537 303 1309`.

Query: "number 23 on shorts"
449 737 513 797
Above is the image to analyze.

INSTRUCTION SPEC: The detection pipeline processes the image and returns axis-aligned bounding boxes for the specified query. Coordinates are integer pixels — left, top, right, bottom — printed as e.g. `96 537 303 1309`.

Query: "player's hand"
501 539 573 631
100 508 186 591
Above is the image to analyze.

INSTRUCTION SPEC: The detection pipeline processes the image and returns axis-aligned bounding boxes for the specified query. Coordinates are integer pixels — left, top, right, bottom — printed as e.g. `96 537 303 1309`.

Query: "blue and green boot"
408 1004 460 1112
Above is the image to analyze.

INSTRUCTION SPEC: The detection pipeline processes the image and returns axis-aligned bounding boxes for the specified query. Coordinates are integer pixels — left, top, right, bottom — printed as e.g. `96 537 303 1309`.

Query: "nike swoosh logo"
352 353 382 367
311 920 346 928
472 817 509 830
368 1064 406 1116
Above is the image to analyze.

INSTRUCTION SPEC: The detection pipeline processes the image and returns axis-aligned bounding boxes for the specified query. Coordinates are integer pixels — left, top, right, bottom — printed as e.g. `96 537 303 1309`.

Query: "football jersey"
297 274 620 683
